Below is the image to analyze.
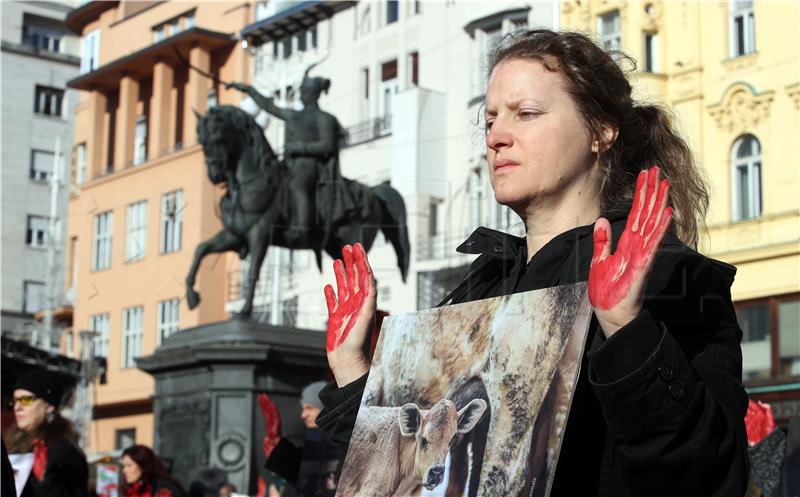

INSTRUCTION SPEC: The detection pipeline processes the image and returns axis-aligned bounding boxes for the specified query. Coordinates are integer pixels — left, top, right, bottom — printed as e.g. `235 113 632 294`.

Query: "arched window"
732 134 762 221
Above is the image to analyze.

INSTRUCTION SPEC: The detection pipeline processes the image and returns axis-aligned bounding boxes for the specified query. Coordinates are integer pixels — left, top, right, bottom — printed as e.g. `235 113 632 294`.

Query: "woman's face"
484 58 598 216
121 455 143 484
12 389 52 433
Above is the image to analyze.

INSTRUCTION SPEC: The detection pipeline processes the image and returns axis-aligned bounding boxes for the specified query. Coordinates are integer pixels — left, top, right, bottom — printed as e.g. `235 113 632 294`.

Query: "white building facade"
1 1 80 346
233 1 556 328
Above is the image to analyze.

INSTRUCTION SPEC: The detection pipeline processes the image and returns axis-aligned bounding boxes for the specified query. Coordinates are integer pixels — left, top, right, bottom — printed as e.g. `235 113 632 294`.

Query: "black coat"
19 437 88 497
265 428 345 497
316 213 749 497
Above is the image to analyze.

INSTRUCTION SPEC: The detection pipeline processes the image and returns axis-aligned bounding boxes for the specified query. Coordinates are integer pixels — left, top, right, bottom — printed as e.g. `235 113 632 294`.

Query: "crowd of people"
2 369 334 497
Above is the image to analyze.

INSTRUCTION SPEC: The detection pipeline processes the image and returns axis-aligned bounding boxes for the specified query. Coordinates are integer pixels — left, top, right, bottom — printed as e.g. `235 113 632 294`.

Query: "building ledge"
65 1 119 34
0 41 80 66
242 1 355 43
66 27 235 92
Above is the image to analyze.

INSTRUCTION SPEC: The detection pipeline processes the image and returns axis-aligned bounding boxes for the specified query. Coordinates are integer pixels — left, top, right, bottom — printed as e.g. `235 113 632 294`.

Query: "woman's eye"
519 110 539 119
484 120 494 134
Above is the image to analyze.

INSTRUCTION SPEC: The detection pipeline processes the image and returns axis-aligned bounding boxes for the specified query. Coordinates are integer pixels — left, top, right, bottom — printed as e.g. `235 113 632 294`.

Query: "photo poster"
336 282 592 497
97 463 120 497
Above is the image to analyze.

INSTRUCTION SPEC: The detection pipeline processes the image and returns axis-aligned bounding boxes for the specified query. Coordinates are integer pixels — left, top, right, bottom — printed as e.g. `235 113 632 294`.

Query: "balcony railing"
343 115 392 148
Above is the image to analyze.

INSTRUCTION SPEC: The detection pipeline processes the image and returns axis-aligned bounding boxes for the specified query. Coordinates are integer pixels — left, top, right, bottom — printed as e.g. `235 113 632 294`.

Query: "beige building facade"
559 0 799 419
64 1 252 453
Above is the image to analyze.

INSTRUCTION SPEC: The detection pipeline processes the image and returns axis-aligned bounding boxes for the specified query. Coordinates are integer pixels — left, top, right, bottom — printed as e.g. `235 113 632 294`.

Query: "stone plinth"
137 319 328 493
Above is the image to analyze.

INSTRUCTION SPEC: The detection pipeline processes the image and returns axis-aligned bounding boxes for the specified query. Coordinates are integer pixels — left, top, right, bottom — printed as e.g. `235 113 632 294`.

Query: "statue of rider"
227 66 360 246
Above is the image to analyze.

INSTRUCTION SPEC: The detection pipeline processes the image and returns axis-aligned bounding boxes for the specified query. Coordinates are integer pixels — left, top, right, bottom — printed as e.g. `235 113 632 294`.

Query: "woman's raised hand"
589 167 672 337
324 243 376 386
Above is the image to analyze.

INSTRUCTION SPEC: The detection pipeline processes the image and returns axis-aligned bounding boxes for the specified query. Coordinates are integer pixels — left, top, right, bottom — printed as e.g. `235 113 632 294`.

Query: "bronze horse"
186 105 410 317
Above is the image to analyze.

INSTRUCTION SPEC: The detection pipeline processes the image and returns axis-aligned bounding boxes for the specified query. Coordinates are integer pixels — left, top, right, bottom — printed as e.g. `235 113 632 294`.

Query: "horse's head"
195 106 243 185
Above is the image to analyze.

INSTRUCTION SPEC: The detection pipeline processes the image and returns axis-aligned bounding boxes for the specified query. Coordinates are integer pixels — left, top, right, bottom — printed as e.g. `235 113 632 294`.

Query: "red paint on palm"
589 167 673 310
257 393 281 458
324 243 372 353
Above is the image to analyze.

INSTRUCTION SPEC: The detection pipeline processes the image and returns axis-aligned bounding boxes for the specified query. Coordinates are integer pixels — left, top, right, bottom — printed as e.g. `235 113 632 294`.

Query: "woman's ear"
593 124 619 154
46 405 55 414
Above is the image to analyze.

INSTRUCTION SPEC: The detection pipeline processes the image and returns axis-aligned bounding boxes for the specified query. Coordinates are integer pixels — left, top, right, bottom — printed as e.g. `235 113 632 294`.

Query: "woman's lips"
493 159 519 172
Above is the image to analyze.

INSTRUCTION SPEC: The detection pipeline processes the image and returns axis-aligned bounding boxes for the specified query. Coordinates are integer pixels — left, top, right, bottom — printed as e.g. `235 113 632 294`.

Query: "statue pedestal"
137 319 328 493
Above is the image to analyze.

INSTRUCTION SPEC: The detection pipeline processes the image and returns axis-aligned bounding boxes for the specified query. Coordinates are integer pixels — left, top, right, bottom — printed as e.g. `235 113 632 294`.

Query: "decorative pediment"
707 82 774 134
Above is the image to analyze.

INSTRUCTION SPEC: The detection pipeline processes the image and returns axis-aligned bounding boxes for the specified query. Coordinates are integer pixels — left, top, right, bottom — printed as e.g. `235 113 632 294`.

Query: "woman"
4 369 88 497
121 445 185 497
317 29 748 496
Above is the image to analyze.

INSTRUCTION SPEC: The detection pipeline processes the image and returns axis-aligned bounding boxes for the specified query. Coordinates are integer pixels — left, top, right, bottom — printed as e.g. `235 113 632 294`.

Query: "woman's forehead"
486 59 563 107
13 389 34 397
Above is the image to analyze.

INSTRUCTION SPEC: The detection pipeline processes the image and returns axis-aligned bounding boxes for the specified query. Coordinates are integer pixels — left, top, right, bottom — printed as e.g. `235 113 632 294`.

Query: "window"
74 143 87 188
309 26 317 49
30 149 54 181
122 306 144 368
408 52 419 87
23 281 45 314
739 303 770 380
380 60 398 120
92 211 113 271
126 201 147 262
160 190 184 253
737 295 800 381
730 0 755 57
778 300 800 376
385 0 399 25
297 30 307 52
133 115 147 165
732 135 762 221
598 10 621 52
115 428 136 450
81 29 100 73
185 13 195 29
90 313 110 358
281 36 293 59
26 215 49 248
153 26 165 43
409 1 421 16
643 32 659 72
169 18 181 36
34 86 64 117
22 21 62 53
157 299 180 344
360 68 370 121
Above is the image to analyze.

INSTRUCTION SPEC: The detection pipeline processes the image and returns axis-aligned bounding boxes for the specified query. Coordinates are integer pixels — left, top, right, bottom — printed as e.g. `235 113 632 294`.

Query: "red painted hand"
257 393 281 459
324 243 375 386
589 167 673 337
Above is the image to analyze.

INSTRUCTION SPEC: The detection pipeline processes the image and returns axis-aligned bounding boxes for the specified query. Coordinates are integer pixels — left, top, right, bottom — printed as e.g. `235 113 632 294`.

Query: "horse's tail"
372 183 410 282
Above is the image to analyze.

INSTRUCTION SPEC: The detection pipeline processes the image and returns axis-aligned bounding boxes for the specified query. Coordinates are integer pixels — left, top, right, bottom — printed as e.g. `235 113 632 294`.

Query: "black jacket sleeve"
265 438 304 486
587 249 749 497
315 375 368 447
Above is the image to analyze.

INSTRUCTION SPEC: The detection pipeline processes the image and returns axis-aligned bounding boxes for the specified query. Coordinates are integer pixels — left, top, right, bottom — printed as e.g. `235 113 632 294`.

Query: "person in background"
4 369 88 497
121 445 186 497
258 382 343 497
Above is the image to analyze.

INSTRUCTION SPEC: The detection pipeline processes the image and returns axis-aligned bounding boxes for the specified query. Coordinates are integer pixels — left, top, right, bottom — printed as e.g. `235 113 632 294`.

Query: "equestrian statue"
185 69 410 318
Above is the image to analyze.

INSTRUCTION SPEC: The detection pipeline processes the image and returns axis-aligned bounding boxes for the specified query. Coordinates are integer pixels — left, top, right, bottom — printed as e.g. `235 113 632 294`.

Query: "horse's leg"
238 223 270 317
186 229 241 309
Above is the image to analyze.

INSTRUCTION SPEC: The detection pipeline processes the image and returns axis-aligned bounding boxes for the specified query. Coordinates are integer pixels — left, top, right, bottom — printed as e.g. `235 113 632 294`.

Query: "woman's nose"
486 120 511 151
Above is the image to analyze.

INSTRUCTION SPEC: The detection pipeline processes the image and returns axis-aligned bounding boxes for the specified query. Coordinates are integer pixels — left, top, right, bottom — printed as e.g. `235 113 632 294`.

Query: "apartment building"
1 1 80 346
64 0 251 453
559 0 799 422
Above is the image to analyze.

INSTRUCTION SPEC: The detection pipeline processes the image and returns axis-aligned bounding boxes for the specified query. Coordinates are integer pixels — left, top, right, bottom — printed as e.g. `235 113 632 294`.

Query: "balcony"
342 114 392 148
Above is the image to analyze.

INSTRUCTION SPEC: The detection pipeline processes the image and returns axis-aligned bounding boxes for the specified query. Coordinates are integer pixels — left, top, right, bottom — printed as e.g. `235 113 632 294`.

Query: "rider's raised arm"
246 86 292 121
